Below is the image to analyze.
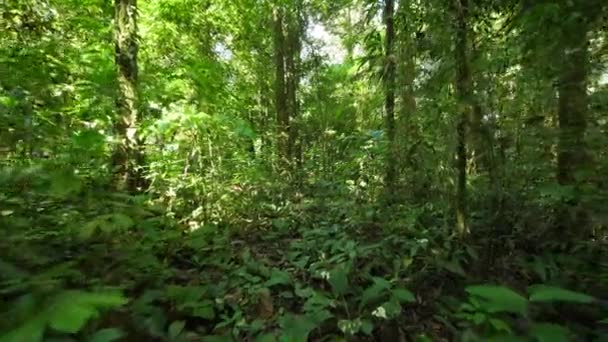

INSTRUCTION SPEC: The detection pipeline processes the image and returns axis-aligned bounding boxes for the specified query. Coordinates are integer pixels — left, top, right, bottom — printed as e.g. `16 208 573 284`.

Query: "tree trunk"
556 14 590 230
453 0 471 235
396 3 416 124
273 6 289 170
384 0 397 201
285 3 303 176
113 0 143 192
396 1 418 181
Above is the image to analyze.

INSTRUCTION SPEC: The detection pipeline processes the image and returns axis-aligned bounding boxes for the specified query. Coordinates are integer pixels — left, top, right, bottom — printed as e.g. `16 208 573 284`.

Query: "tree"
555 2 593 230
273 5 290 170
452 0 472 235
383 0 397 201
113 0 143 192
273 0 304 176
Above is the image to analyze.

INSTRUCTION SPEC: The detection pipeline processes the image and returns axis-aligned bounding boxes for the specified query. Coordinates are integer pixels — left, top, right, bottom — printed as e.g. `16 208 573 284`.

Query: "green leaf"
0 317 45 342
415 335 433 342
279 314 317 342
104 213 135 233
265 268 291 287
48 291 127 334
193 303 215 320
529 323 570 342
90 328 125 342
328 266 349 296
360 277 391 308
489 318 512 333
169 321 186 339
440 259 466 277
307 309 333 326
380 297 402 318
166 285 206 304
465 285 528 315
303 292 334 312
255 333 277 342
360 320 374 335
392 288 415 303
48 303 97 333
528 285 595 304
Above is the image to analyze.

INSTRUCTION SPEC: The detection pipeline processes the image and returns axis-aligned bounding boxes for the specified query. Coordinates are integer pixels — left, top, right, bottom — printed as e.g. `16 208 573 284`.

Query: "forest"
1 0 608 340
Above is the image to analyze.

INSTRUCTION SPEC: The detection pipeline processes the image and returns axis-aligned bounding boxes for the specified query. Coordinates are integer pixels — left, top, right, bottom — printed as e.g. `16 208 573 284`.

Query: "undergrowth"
1 165 607 341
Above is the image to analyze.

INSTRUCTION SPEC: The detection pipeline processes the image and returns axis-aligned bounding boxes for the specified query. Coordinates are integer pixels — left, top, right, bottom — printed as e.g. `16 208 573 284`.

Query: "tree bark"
556 13 590 230
113 0 143 192
273 6 289 170
453 0 471 235
285 3 303 175
384 0 397 201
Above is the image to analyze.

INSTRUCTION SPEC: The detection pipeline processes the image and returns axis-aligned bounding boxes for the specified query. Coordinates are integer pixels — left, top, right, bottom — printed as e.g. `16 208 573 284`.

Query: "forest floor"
1 171 608 341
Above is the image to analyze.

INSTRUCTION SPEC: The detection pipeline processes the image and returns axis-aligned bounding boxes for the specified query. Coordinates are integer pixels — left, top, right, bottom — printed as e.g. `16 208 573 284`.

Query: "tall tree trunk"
556 14 590 230
113 0 143 192
273 6 289 170
384 0 397 201
396 3 416 124
396 2 418 177
285 3 302 176
453 0 471 235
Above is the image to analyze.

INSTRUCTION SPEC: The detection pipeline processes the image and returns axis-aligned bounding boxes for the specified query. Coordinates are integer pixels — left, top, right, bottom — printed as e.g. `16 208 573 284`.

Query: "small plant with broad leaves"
452 284 607 341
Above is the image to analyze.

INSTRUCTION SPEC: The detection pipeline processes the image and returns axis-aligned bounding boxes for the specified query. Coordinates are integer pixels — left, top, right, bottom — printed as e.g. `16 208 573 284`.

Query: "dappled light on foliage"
1 0 608 341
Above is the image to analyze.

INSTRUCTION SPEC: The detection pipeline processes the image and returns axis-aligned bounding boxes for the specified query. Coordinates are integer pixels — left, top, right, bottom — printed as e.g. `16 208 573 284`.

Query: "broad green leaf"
48 291 127 333
465 285 528 315
0 316 45 342
48 303 98 333
379 297 402 318
279 314 317 342
415 335 433 342
169 321 186 339
528 285 595 304
166 285 206 304
529 323 570 342
360 277 391 308
392 288 415 303
328 266 349 296
360 320 374 335
265 268 291 287
489 318 512 333
255 333 277 342
193 303 215 320
303 292 334 311
103 213 135 233
90 328 125 342
440 259 466 277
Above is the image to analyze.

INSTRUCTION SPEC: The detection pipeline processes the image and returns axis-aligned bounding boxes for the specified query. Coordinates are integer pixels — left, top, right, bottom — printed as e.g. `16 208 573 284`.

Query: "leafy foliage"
1 0 607 340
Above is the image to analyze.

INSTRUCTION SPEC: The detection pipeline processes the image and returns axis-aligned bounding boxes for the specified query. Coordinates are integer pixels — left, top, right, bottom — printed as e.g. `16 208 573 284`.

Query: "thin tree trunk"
384 0 397 201
285 4 302 175
453 0 471 235
397 3 416 124
113 0 143 192
273 6 289 170
556 16 590 230
285 9 300 171
396 2 417 177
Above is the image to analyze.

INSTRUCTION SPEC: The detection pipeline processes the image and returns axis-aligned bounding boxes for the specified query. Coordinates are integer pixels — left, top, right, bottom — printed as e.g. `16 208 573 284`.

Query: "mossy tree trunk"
113 0 144 192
